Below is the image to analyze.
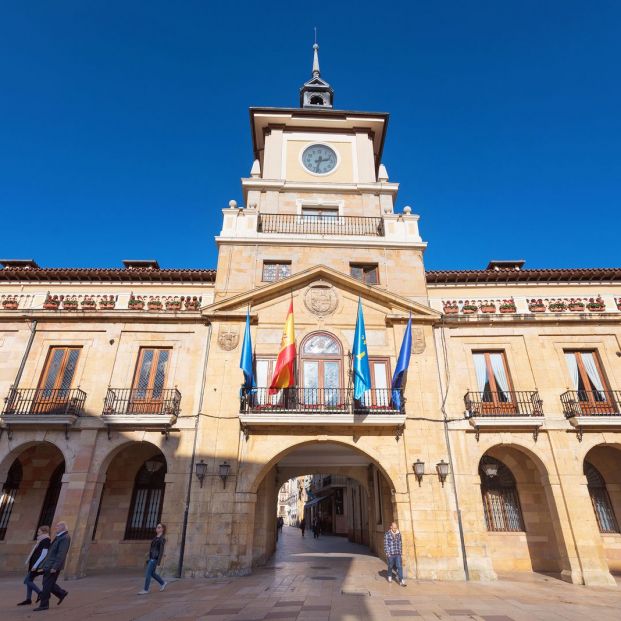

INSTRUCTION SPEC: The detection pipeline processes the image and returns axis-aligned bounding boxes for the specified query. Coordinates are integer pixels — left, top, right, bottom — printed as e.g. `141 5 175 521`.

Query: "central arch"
246 440 402 568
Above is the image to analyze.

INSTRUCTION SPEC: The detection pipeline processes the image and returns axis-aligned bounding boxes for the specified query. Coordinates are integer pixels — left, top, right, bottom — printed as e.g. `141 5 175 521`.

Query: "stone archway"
248 441 401 569
479 444 568 578
0 441 66 571
86 441 168 572
583 444 621 575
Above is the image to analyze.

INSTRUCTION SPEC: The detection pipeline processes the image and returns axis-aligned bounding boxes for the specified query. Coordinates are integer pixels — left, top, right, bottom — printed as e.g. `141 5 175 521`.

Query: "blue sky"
0 1 619 271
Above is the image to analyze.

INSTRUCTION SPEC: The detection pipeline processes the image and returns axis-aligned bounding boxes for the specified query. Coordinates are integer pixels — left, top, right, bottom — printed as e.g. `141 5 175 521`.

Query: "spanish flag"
268 301 296 394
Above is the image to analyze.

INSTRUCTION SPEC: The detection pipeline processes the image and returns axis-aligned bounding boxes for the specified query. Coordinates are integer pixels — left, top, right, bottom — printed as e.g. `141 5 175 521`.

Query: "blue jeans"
24 572 42 600
387 555 403 582
144 559 164 591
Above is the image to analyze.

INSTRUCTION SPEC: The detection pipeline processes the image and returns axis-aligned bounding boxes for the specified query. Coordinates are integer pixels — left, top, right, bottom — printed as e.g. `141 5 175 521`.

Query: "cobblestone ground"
1 526 620 620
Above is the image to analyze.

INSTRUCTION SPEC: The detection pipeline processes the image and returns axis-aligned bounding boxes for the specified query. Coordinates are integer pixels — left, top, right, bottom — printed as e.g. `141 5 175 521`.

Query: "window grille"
480 456 525 532
262 262 291 282
585 461 619 533
35 462 64 537
0 459 22 540
350 263 379 284
125 455 166 540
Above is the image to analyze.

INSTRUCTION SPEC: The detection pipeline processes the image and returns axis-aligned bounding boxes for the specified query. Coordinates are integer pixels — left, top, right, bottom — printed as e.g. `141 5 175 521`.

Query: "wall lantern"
482 461 499 478
412 459 425 486
195 460 207 488
144 459 162 473
436 460 450 487
219 461 231 489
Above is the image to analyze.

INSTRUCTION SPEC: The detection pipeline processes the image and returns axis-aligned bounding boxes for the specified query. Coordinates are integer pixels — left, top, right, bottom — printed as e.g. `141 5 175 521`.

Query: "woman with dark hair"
17 525 51 606
138 523 167 594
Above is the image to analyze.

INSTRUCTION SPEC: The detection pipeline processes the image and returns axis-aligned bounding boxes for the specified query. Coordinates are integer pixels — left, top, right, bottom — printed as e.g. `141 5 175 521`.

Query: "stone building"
1 45 621 586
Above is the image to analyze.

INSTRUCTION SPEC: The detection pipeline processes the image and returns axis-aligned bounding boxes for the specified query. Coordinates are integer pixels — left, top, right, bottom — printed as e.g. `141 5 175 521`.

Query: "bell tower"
299 43 334 109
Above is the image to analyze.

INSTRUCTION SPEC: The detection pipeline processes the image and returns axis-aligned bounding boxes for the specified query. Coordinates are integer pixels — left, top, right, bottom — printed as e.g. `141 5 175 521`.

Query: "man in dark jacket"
33 521 71 611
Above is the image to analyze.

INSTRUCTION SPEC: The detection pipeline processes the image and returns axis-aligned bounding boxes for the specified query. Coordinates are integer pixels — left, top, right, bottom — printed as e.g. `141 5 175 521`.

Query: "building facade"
1 47 621 586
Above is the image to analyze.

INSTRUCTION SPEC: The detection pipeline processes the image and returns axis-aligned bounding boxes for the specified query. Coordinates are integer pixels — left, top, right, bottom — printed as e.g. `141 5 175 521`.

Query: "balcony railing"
464 391 543 417
257 213 385 237
561 390 621 417
103 388 181 417
240 387 403 415
2 388 87 416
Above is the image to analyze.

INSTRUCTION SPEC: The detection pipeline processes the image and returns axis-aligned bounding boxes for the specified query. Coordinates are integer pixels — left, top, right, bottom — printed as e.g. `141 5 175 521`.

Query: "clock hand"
314 156 324 173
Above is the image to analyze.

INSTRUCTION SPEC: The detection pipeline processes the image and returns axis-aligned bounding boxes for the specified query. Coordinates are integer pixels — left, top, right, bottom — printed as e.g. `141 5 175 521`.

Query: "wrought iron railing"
464 391 543 417
103 388 181 416
240 387 403 415
560 390 621 417
2 388 87 416
257 213 385 237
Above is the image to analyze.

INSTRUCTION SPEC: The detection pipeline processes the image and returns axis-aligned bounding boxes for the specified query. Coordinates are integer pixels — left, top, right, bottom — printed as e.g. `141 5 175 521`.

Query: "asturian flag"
268 301 296 394
239 309 255 391
352 298 372 400
391 314 412 410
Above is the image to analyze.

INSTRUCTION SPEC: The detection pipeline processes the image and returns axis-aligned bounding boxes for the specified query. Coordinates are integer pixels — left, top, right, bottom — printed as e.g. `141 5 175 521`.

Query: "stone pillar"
55 429 100 578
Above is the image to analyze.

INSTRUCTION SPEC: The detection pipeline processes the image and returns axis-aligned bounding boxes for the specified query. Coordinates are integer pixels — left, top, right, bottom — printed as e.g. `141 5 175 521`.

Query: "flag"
352 298 371 400
391 315 412 410
239 309 255 391
268 301 296 394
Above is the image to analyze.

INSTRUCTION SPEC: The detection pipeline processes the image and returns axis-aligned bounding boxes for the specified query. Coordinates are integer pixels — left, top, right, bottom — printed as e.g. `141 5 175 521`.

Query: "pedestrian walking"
33 521 71 611
277 516 284 533
312 516 320 539
299 518 306 538
138 523 167 594
17 525 51 606
384 521 406 586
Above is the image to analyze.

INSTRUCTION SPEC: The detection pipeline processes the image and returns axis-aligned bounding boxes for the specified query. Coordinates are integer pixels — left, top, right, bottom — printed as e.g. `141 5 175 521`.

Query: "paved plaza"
1 526 620 621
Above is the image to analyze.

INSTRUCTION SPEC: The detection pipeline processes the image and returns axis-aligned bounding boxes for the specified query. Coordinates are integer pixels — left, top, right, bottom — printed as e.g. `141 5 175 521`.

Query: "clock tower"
215 44 428 302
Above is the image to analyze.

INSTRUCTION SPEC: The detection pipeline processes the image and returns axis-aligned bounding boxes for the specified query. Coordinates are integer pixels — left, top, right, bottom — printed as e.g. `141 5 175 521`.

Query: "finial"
312 29 320 76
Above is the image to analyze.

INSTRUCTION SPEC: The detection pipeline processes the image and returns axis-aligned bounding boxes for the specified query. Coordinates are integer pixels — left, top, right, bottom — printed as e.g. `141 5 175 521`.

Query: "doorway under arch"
251 441 397 568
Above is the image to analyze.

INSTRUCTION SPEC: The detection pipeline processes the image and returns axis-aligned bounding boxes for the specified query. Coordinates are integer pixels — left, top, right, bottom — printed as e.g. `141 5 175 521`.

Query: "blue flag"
352 298 372 400
391 315 412 410
239 309 255 391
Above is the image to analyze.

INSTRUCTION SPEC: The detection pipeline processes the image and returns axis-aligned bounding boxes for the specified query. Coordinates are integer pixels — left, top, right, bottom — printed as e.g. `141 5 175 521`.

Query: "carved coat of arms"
218 325 240 351
304 284 338 318
411 326 425 354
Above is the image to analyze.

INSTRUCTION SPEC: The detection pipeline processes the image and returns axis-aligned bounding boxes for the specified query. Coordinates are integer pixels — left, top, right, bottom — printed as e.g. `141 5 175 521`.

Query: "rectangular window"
472 351 515 414
564 350 614 413
350 263 379 285
301 206 339 220
262 261 291 282
0 488 17 541
362 358 391 408
34 347 81 413
129 348 171 413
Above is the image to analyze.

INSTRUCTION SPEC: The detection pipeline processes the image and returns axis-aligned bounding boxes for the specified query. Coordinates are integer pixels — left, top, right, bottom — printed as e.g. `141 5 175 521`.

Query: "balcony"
102 388 181 431
464 391 544 439
1 388 86 436
239 387 405 431
561 390 621 435
257 213 385 237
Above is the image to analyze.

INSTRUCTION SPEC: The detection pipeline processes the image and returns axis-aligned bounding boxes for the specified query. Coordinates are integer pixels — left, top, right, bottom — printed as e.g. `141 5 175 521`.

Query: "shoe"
57 592 68 606
17 599 32 606
33 606 49 611
137 590 149 595
159 582 167 592
36 594 41 603
400 579 407 587
387 576 392 583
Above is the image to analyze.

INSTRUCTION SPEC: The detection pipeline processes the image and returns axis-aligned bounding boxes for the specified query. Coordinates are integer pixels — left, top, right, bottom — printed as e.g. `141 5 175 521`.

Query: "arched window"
585 461 619 533
479 456 525 532
35 462 64 537
310 95 324 106
0 459 22 540
300 332 343 407
125 455 166 540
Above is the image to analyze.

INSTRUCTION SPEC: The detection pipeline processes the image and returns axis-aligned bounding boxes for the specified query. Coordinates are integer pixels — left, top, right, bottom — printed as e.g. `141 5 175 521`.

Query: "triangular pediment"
302 76 332 89
203 265 440 322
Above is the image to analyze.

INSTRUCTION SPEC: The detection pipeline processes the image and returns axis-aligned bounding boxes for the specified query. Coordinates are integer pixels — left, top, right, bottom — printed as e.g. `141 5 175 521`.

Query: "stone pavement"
1 526 620 620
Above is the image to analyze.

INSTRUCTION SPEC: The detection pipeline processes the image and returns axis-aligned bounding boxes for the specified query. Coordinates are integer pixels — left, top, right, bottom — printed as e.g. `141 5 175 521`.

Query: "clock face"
301 144 338 175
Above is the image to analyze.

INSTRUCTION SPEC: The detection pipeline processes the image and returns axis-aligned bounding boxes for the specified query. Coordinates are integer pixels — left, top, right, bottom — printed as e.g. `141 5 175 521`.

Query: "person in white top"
17 525 51 606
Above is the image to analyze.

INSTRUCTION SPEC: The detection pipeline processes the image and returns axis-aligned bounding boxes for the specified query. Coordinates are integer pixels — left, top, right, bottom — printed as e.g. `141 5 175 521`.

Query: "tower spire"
299 34 333 109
